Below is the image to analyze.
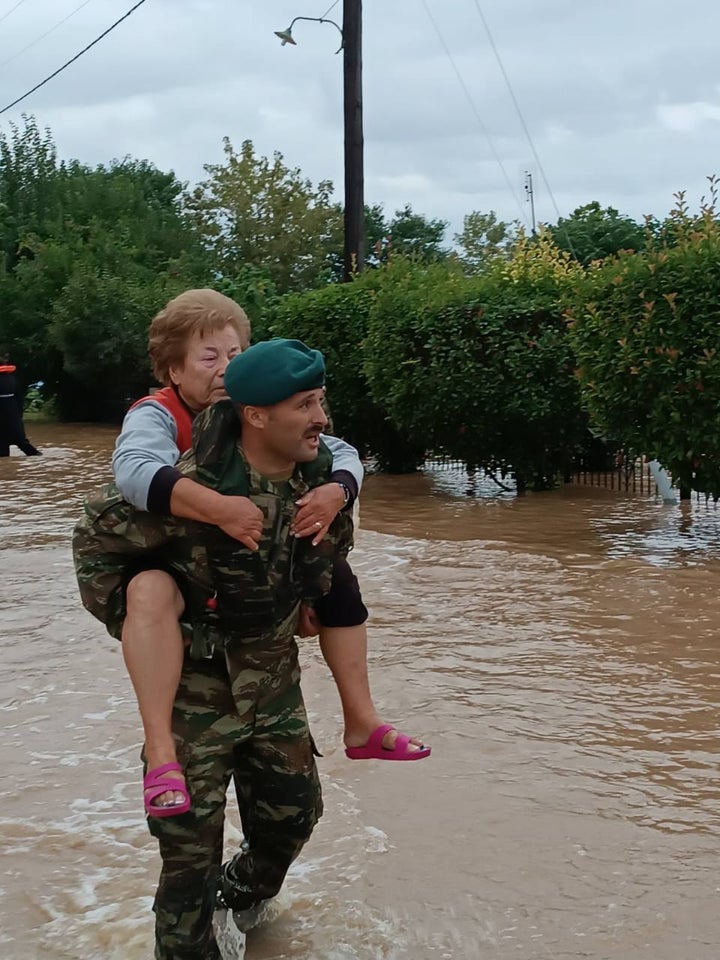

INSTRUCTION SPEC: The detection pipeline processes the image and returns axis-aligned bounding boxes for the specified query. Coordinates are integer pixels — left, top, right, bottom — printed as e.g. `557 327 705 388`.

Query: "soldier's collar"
237 444 306 493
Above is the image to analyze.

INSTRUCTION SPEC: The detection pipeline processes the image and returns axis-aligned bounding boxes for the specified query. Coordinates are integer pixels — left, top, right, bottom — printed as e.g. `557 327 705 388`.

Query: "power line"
319 0 340 19
0 0 150 116
420 0 530 227
471 0 577 255
0 0 29 27
0 0 96 75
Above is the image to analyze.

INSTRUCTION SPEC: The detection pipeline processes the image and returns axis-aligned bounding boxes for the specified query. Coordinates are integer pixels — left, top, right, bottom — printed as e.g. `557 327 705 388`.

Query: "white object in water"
214 893 288 957
648 460 677 505
214 908 246 959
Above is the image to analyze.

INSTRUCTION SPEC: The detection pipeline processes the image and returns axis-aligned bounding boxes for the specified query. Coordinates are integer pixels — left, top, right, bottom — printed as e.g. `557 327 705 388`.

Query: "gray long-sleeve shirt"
112 399 364 512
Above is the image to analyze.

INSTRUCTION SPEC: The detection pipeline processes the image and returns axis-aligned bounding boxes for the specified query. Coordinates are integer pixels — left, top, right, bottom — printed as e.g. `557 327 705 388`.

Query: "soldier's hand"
297 604 320 638
292 484 345 546
215 496 264 550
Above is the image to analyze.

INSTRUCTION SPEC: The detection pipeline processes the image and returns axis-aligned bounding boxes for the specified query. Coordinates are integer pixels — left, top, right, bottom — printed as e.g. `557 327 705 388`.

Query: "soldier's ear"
242 405 266 429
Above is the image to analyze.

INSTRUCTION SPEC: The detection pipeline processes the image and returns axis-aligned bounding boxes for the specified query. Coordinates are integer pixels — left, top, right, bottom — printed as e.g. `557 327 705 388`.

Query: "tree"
57 157 205 275
454 210 518 272
327 203 449 278
215 264 279 343
49 264 180 421
383 204 448 261
363 203 389 267
187 138 343 294
549 201 645 266
0 116 207 419
568 196 720 498
0 116 60 274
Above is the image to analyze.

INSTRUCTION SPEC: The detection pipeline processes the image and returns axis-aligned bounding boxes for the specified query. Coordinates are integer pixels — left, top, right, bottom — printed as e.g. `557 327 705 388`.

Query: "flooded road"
1 423 720 960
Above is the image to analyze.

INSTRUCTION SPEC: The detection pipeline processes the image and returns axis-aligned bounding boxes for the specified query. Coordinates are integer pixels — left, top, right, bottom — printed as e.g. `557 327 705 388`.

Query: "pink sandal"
143 762 191 817
345 723 431 761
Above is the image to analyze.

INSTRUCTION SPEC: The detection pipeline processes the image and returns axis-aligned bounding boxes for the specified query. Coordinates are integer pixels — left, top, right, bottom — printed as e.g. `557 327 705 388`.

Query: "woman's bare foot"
343 716 426 753
144 747 187 808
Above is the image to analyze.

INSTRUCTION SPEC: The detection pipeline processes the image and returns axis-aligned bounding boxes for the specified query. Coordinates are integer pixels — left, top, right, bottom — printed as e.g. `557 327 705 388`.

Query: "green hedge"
363 241 586 489
270 272 425 471
568 207 720 496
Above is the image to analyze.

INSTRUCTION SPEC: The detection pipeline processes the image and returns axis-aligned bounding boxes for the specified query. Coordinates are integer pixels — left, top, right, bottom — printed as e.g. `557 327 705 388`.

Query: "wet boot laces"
216 843 257 913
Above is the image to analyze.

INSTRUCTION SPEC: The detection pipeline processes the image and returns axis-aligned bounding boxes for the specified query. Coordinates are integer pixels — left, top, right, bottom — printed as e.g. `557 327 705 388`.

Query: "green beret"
224 338 325 406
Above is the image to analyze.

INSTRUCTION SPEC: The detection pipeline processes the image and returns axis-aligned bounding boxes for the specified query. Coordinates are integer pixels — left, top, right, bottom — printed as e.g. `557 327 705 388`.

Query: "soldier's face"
264 388 328 463
170 324 242 412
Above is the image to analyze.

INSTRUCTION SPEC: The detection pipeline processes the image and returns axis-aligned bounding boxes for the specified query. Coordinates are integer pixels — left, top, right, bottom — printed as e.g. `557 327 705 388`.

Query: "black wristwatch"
335 481 351 507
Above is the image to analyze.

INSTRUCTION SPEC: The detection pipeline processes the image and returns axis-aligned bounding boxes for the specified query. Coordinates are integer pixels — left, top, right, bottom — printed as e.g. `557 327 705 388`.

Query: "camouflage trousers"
149 624 323 960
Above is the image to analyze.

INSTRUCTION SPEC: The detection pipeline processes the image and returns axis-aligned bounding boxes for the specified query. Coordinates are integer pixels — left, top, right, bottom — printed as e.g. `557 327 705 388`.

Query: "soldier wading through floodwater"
74 338 354 958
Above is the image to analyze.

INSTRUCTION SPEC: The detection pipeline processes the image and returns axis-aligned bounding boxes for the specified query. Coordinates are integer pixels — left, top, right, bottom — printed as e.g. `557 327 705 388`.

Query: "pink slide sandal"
345 723 431 761
143 762 192 817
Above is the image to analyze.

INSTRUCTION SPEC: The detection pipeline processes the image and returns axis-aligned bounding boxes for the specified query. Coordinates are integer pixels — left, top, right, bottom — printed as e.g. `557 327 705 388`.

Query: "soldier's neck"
239 436 294 482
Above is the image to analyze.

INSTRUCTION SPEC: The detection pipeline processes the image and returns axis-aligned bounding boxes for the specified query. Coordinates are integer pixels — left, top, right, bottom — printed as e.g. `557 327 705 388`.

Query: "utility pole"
524 171 536 236
343 0 364 280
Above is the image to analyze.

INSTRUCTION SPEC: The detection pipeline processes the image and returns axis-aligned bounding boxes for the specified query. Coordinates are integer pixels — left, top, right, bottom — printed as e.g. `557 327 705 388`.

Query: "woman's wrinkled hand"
292 483 345 546
215 496 264 550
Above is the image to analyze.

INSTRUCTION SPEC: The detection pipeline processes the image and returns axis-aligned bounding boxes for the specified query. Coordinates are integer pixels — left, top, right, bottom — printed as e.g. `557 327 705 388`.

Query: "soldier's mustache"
303 426 323 438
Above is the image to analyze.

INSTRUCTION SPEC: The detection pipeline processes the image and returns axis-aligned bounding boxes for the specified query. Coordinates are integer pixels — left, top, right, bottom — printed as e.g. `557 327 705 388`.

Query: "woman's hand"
292 483 346 545
213 496 264 550
296 604 320 638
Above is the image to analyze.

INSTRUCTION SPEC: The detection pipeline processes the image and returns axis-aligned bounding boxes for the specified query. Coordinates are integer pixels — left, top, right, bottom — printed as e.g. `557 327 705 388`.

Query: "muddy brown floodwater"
1 422 720 960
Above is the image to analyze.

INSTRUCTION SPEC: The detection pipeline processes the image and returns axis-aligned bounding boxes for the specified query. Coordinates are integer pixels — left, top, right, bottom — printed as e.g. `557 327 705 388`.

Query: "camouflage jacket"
73 400 353 656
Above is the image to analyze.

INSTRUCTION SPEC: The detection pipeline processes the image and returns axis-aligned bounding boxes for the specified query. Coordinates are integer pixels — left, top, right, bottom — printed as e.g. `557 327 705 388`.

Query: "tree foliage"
568 193 720 496
0 117 207 419
549 201 646 266
0 117 59 274
382 204 448 261
363 239 586 490
50 267 184 420
7 114 720 493
270 272 425 472
453 210 518 272
357 202 448 270
187 138 342 294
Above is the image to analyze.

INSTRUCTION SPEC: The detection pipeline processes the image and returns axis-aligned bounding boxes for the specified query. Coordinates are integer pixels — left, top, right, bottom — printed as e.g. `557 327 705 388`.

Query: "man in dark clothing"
0 359 41 457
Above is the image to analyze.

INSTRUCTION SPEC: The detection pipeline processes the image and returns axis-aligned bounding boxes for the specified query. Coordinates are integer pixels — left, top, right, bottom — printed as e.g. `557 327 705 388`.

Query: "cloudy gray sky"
1 0 719 237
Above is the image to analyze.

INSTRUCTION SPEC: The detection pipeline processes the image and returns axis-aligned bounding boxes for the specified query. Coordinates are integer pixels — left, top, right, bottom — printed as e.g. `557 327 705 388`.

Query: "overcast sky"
1 0 719 237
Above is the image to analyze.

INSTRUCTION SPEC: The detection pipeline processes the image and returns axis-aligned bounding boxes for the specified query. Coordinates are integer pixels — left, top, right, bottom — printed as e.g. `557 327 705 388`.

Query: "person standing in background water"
0 356 41 457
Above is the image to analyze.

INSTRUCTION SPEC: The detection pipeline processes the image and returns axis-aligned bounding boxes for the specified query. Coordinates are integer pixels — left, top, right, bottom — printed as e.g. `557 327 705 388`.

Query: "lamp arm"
289 15 344 52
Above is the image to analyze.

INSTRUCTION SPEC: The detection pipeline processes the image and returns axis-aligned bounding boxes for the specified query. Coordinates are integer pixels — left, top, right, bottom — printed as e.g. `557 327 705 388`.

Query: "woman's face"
169 323 242 412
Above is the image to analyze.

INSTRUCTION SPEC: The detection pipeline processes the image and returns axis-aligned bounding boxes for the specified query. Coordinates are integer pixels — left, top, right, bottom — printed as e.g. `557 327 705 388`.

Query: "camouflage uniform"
72 401 352 960
73 401 352 653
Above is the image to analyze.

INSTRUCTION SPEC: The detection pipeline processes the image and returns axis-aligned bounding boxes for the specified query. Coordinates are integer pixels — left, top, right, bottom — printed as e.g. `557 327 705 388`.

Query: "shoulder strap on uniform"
193 400 249 496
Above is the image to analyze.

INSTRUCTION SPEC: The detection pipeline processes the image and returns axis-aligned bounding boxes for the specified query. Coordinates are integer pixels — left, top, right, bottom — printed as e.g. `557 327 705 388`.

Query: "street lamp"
274 1 365 281
274 17 343 54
